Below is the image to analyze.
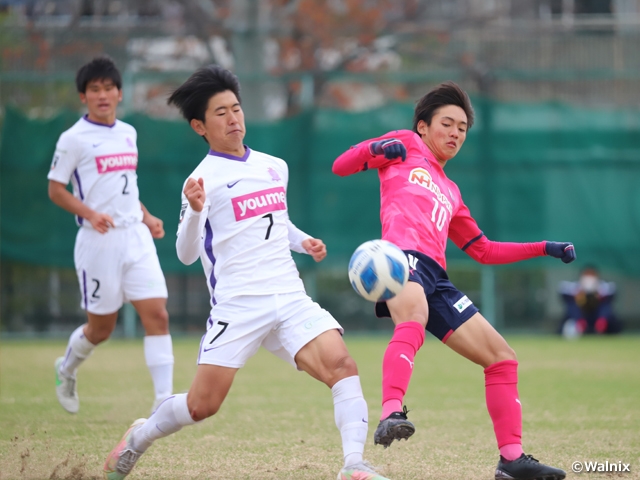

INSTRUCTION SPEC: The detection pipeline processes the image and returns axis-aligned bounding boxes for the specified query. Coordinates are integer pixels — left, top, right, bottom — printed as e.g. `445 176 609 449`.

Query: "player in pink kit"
333 82 573 480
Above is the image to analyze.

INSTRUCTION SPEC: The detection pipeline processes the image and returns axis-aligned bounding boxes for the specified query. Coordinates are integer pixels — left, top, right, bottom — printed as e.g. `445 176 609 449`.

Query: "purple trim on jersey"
82 114 116 128
73 169 85 225
82 270 88 310
204 219 217 305
461 232 485 251
73 169 85 200
206 316 213 330
208 146 250 162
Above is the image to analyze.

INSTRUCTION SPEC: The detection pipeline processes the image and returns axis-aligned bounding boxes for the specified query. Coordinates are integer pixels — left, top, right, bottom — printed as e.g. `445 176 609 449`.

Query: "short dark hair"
167 65 241 123
75 56 122 93
412 81 475 132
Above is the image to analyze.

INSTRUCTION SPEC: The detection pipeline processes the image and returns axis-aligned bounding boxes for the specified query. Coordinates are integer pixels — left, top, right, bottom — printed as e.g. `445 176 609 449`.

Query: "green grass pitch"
1 335 639 479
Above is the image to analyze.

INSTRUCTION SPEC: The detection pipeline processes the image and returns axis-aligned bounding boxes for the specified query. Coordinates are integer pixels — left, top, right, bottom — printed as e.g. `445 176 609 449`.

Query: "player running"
103 65 389 480
48 56 173 415
332 82 573 480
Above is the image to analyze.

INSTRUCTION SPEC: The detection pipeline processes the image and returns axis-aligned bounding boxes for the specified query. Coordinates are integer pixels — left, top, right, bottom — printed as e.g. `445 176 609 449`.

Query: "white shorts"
74 223 168 315
197 291 343 369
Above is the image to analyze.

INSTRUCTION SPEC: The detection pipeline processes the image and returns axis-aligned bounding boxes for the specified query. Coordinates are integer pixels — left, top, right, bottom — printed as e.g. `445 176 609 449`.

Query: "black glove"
369 138 406 161
545 241 576 264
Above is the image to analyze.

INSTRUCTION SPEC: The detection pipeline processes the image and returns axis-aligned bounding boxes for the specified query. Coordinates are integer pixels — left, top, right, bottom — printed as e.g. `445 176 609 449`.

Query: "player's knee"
189 399 219 422
142 306 169 334
494 345 517 363
85 325 113 344
153 307 169 329
326 354 358 386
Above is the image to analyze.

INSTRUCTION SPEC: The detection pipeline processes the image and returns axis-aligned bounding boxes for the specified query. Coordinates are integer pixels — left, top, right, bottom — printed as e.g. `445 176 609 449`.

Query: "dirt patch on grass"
1 435 99 480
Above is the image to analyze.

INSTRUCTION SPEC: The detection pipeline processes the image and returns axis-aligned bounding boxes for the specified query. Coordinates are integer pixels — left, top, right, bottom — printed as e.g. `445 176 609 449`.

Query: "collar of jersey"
82 114 116 128
208 146 250 162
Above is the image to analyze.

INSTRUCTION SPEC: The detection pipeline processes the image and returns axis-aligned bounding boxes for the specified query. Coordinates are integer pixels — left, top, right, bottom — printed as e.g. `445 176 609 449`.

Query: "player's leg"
445 313 566 480
271 292 388 480
131 297 173 412
295 330 389 480
57 228 125 413
369 280 428 448
104 294 264 479
56 311 118 413
104 364 237 480
124 224 174 413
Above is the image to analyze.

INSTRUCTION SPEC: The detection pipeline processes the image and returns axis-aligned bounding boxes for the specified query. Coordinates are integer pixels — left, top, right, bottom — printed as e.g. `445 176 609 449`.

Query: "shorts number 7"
209 321 229 344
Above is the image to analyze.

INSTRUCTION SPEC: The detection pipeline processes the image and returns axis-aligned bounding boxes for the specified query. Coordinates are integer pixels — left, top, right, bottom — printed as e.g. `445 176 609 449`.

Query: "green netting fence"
2 100 640 277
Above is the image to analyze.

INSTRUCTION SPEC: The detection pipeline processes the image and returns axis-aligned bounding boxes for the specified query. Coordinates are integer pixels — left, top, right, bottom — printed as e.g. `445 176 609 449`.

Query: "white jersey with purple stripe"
176 147 310 307
47 115 143 228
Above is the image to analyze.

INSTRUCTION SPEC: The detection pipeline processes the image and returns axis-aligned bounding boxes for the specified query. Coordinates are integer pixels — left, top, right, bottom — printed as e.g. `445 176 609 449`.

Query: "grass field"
1 335 639 479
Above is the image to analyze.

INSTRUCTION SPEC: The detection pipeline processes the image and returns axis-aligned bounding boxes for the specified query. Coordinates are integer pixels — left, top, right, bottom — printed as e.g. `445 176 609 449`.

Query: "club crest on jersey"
408 167 453 215
232 186 286 221
267 167 281 182
95 153 138 174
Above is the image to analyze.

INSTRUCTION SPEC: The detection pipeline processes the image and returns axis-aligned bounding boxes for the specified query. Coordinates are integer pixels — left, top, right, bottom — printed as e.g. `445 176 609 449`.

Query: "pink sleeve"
332 130 412 177
449 202 547 265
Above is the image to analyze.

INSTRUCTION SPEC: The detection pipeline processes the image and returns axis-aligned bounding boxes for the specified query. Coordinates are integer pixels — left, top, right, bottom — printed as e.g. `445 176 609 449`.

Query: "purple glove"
369 138 406 161
545 241 576 264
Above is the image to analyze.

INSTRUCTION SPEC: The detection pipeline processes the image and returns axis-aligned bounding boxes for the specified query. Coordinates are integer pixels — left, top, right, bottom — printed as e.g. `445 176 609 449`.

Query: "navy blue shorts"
375 250 479 342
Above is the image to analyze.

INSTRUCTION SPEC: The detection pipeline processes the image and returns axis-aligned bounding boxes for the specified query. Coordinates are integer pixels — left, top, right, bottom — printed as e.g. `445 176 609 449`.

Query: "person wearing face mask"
558 265 622 336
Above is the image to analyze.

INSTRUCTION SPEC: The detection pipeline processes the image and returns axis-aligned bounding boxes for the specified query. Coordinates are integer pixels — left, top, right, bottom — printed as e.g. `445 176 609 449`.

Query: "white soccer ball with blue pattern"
348 239 409 302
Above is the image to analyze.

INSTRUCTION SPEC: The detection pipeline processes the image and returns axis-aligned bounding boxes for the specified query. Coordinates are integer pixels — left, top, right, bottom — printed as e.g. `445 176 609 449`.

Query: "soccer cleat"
337 460 390 480
495 454 566 480
55 356 79 414
104 418 147 480
373 405 415 448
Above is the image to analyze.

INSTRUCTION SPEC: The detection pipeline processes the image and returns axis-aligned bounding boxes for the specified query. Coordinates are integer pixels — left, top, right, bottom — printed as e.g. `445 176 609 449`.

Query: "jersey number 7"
262 213 273 240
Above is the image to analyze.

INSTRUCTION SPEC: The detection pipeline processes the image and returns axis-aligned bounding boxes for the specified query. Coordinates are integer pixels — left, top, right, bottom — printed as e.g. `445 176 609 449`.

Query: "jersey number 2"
121 174 130 195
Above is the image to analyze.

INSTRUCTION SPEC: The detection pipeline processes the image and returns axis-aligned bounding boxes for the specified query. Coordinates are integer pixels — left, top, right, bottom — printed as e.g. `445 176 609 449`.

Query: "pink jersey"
333 129 546 270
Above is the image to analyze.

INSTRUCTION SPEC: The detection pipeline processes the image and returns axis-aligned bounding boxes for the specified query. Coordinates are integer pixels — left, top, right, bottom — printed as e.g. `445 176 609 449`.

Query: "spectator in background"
559 265 622 336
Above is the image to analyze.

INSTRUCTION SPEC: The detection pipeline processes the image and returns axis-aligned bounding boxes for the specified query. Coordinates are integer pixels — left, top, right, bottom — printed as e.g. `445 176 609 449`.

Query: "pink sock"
500 443 524 461
381 399 403 419
381 322 425 420
485 360 522 458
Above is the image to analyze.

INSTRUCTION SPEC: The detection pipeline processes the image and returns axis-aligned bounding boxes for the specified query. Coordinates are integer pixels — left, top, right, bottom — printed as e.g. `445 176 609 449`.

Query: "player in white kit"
48 57 174 415
104 66 390 480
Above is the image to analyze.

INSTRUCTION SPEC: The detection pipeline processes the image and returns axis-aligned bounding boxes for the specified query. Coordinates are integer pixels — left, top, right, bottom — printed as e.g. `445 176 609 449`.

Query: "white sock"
132 393 195 452
144 335 174 401
60 325 95 377
332 375 368 468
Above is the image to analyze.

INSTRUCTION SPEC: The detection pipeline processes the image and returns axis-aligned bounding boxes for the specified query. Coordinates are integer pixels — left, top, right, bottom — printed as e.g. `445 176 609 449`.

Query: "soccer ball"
348 239 409 302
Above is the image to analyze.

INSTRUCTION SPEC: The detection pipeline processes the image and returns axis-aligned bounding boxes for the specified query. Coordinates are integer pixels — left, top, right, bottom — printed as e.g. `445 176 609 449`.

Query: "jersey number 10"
430 197 447 231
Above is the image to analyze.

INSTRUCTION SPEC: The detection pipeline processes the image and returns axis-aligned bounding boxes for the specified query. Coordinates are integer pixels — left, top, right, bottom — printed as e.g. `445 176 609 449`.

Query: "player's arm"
47 134 114 233
48 180 114 233
449 203 576 264
287 219 311 253
286 219 326 262
332 131 408 176
279 159 326 262
140 202 165 239
176 177 208 265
